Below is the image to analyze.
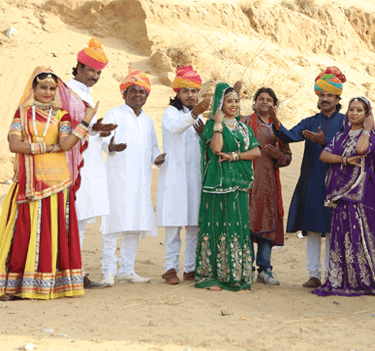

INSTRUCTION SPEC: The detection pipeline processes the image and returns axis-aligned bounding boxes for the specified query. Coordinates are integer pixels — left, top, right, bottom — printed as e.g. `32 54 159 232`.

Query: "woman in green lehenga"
195 83 261 291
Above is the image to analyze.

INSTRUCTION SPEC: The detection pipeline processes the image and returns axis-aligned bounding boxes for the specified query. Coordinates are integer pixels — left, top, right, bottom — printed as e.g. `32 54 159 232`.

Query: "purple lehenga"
312 127 375 297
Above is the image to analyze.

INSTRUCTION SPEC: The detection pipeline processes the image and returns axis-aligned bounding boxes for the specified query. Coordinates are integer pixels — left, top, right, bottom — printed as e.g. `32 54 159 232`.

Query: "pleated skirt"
0 183 84 300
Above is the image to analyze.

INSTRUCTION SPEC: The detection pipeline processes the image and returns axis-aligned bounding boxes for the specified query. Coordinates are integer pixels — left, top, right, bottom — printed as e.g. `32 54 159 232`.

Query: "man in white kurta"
67 38 117 288
157 65 210 284
100 67 165 286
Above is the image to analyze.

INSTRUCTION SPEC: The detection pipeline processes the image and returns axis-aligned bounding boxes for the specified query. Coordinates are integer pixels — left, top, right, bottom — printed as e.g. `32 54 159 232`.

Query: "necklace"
33 100 53 108
223 117 237 127
32 105 53 142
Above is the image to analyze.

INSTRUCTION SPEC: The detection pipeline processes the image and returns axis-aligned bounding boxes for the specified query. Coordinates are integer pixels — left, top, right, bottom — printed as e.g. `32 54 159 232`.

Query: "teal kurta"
195 112 259 291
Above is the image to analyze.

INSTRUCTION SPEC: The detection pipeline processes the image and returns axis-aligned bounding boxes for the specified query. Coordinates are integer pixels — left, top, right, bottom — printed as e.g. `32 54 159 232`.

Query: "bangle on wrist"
362 130 371 138
191 111 198 120
49 143 56 153
81 120 90 128
72 122 89 140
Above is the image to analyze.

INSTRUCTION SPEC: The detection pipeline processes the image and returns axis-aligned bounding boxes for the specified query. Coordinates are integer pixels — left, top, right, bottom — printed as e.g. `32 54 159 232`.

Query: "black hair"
169 95 185 111
224 87 238 96
72 62 86 77
253 87 279 109
32 72 58 89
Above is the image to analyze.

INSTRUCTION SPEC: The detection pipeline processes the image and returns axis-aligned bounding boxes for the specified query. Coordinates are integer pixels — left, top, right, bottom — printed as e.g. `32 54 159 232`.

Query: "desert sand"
1 0 375 350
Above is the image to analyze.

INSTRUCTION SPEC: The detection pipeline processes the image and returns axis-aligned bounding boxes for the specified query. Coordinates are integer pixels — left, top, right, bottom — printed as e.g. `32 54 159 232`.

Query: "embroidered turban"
172 65 202 92
314 66 346 96
119 65 151 97
77 38 109 70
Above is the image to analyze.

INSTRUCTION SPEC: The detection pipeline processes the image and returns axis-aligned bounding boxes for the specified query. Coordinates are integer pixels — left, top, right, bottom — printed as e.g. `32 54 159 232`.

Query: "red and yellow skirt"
0 183 84 300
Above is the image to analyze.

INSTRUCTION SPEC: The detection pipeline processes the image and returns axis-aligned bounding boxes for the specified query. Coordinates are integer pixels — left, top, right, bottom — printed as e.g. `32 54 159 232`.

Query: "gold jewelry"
36 74 57 86
224 91 239 99
72 122 89 140
32 105 53 142
213 123 223 133
362 130 371 138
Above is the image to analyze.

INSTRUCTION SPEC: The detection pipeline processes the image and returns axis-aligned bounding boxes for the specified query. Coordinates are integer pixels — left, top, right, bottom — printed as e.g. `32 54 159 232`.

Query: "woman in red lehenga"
243 87 292 285
0 66 98 301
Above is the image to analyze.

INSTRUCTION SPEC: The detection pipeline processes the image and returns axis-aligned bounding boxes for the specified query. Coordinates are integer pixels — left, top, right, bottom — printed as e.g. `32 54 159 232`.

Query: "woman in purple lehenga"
312 96 375 297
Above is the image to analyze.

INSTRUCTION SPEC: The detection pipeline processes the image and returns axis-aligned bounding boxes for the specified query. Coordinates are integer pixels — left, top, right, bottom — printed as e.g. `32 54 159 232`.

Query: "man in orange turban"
67 38 119 289
269 66 347 289
99 66 166 286
156 65 211 285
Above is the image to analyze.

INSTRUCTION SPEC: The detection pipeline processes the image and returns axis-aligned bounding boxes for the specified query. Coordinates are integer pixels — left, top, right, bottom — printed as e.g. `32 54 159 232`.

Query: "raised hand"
364 116 375 131
194 119 204 136
108 136 127 153
92 118 118 132
234 81 243 94
212 108 224 124
264 143 280 159
84 101 99 124
154 153 167 166
302 126 325 145
269 106 281 126
192 98 211 117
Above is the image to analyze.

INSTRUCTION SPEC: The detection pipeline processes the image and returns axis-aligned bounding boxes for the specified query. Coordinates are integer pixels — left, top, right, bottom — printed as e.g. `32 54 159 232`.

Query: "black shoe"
83 274 103 289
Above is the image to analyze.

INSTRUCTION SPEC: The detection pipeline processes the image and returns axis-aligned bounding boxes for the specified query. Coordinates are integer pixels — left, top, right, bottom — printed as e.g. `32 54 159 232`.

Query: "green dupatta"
200 83 259 193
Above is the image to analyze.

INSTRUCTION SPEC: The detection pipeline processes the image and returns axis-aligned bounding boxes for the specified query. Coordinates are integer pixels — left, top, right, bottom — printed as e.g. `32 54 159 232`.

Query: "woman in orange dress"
0 66 98 301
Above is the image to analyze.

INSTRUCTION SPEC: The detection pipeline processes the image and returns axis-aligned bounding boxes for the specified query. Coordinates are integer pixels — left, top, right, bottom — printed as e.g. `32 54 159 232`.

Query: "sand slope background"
1 0 375 350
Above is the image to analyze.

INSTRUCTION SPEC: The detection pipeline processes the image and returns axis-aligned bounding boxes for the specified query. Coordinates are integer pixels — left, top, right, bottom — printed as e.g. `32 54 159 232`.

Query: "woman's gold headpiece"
36 74 57 86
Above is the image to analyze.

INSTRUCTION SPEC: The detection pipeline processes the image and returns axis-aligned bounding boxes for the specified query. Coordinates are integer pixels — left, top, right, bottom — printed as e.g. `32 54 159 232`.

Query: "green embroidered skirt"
195 190 253 291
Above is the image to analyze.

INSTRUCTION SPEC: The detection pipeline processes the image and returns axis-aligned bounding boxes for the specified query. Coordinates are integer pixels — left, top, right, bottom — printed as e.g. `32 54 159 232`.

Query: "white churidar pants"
306 231 331 280
78 218 92 277
101 232 140 277
164 226 197 274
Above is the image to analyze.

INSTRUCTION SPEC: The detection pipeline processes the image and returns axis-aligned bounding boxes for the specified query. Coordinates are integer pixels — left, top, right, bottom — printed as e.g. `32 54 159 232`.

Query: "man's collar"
320 110 339 119
70 78 92 94
124 103 143 116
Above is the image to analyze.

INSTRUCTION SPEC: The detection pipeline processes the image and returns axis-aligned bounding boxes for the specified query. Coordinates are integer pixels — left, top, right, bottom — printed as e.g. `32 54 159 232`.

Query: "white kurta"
66 78 110 221
156 105 203 227
101 104 160 237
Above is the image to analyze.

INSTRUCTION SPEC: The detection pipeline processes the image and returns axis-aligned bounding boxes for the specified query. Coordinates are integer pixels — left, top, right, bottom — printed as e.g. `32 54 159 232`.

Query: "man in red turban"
67 38 118 289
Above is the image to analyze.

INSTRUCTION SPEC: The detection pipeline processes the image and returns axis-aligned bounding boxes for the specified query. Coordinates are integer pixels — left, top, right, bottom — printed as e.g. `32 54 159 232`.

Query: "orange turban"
172 65 202 92
77 38 108 70
119 65 151 97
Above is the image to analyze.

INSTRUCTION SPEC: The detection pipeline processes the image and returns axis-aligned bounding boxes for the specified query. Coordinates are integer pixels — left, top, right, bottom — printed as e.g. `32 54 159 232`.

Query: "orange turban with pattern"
172 65 202 92
119 65 151 97
77 38 108 70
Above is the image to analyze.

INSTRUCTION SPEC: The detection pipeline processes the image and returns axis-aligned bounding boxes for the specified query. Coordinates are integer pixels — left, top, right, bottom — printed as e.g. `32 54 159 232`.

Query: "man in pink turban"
157 65 211 285
67 38 119 289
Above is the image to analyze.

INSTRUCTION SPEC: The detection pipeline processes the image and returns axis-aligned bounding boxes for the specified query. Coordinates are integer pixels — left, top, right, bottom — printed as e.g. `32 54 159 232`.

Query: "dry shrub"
295 0 316 9
280 0 295 10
